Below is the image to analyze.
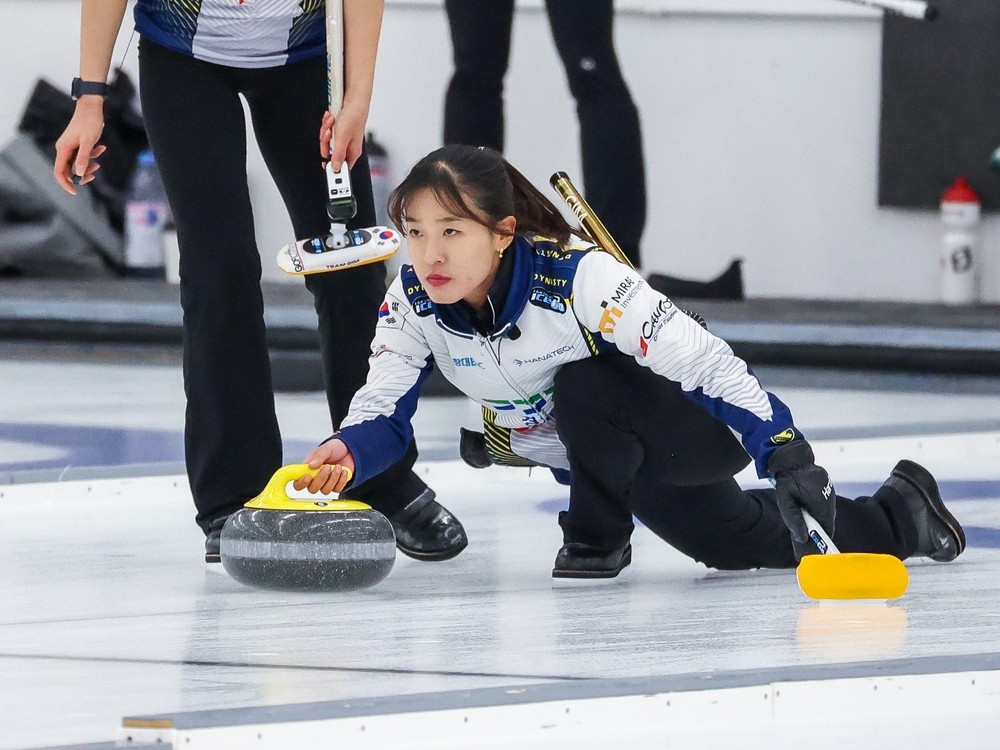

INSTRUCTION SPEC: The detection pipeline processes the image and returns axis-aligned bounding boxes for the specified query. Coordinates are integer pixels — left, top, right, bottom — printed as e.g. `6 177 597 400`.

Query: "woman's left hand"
318 99 368 172
768 440 836 550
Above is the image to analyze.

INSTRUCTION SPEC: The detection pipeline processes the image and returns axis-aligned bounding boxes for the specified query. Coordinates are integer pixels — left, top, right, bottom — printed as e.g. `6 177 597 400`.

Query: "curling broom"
276 0 400 275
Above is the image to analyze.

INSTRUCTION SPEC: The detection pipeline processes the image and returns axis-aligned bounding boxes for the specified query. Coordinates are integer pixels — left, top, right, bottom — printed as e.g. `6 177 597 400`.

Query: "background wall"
3 0 998 301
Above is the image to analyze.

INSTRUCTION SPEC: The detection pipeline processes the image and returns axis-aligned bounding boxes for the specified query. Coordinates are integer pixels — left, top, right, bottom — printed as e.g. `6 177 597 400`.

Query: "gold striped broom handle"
549 171 635 270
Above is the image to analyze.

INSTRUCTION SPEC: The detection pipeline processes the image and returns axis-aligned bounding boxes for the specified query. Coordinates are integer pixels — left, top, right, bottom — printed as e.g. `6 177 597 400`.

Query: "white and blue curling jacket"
134 0 325 68
336 235 802 487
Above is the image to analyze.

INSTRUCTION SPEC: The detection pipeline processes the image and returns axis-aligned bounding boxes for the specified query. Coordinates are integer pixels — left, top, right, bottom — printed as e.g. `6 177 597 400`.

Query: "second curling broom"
276 0 400 275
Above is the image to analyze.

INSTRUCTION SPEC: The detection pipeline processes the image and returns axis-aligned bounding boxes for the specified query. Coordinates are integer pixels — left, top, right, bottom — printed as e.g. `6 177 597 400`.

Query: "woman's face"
403 188 515 308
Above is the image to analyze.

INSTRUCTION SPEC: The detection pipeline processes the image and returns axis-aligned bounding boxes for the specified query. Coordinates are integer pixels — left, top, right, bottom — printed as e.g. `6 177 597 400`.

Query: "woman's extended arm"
53 0 128 194
571 251 799 478
305 275 437 487
321 0 384 170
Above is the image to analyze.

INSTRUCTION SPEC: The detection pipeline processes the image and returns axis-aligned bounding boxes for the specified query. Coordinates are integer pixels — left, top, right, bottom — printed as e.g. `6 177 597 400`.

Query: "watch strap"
71 78 109 100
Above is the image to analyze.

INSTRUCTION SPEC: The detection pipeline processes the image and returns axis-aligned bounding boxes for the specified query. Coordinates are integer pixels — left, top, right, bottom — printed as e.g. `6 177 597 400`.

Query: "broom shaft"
802 508 840 554
549 172 634 270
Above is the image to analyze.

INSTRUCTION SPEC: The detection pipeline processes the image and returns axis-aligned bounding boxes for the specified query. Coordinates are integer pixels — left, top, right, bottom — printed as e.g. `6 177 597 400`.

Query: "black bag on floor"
647 259 745 301
0 134 122 277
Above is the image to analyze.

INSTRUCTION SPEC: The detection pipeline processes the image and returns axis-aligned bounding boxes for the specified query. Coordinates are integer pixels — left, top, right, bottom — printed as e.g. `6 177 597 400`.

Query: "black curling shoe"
204 515 230 563
389 490 468 561
552 541 632 579
883 460 966 562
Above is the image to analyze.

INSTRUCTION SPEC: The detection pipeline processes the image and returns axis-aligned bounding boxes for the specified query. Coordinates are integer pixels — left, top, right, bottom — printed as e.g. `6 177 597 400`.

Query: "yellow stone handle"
244 463 367 511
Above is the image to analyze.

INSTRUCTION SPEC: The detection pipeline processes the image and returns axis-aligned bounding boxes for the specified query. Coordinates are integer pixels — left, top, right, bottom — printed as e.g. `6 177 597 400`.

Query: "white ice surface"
1 359 999 748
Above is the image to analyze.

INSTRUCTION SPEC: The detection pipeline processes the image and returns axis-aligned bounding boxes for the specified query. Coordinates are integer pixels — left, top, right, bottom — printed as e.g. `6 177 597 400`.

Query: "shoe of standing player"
388 489 468 561
204 515 230 563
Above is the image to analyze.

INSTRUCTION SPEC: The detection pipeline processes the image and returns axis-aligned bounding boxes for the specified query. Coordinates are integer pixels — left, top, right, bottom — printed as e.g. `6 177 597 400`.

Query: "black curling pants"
139 41 424 531
443 0 646 267
553 356 920 569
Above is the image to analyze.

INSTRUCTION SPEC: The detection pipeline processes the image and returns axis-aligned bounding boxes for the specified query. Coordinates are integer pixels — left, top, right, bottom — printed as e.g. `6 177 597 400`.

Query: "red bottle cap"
942 176 980 204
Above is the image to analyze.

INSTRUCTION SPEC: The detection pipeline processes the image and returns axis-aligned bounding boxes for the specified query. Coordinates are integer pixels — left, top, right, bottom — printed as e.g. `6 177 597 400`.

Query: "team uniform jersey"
134 0 325 68
336 236 803 487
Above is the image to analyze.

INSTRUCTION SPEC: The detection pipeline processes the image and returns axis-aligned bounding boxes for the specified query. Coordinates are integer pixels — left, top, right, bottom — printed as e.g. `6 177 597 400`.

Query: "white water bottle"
124 150 170 277
939 176 980 305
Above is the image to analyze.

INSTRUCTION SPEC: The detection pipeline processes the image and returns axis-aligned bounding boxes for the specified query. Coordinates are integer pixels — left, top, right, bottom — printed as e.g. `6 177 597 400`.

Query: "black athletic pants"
553 356 920 569
139 41 423 530
443 0 646 267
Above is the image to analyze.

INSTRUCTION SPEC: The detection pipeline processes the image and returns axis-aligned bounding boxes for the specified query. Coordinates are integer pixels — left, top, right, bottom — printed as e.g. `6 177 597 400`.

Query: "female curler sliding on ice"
294 144 965 579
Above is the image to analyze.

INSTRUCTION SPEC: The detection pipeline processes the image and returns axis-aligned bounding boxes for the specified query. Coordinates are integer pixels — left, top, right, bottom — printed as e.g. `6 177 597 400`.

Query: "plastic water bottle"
124 150 170 277
939 176 980 305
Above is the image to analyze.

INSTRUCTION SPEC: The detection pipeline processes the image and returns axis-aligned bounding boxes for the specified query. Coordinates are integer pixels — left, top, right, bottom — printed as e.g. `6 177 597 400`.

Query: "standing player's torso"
135 0 326 68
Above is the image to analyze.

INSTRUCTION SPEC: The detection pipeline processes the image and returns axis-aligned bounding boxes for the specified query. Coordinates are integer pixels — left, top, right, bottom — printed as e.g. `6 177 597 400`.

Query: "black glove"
459 428 492 469
767 440 836 552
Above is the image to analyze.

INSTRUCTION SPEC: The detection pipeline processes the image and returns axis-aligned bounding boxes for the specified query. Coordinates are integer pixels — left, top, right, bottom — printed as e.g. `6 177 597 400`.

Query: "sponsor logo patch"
638 299 678 354
536 245 572 261
529 287 567 314
770 428 796 445
513 345 573 367
598 301 624 334
452 356 485 369
412 297 434 317
609 276 642 309
533 272 569 288
484 387 554 427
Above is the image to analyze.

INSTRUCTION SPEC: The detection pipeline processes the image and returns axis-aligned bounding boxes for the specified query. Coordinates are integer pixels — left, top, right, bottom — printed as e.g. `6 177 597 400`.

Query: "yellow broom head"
797 552 909 600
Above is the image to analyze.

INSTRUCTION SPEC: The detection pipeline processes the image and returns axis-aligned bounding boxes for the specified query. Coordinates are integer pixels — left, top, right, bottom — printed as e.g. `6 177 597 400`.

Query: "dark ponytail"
387 145 583 246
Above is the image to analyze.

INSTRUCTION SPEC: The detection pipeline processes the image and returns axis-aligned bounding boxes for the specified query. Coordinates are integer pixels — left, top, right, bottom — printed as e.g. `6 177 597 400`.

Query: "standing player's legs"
241 56 387 430
443 0 515 150
244 58 467 561
546 0 646 267
138 41 281 539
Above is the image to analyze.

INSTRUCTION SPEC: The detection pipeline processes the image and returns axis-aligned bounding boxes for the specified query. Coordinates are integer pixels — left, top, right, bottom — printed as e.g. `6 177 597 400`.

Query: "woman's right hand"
53 98 107 195
317 101 368 172
293 438 357 494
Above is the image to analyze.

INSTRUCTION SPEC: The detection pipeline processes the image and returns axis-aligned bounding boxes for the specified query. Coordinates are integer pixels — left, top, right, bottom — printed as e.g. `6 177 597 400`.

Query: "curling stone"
220 464 395 592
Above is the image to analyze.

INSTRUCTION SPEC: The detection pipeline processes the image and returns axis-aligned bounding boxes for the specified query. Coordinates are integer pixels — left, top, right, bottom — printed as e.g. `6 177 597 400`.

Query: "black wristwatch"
71 77 109 100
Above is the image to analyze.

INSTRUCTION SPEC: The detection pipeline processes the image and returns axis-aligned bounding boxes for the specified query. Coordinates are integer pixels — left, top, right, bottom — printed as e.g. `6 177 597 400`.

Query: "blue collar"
434 236 534 340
